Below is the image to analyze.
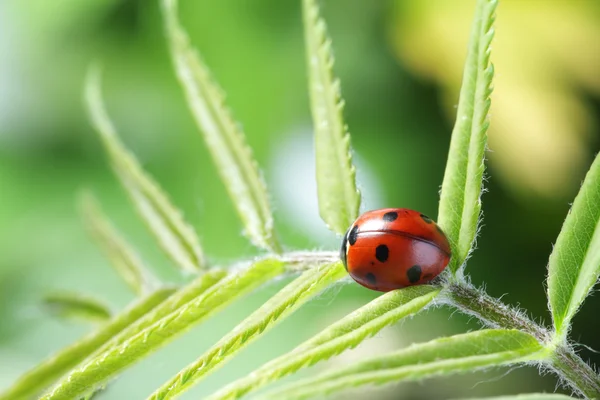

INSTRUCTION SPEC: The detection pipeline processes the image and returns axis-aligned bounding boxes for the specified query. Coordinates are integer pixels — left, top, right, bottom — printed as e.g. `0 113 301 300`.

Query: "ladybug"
340 208 451 292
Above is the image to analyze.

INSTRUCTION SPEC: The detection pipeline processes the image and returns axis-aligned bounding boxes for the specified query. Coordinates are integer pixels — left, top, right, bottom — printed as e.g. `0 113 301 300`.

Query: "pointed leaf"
42 270 225 400
43 292 111 324
162 0 280 253
0 287 176 400
85 67 206 273
5 267 225 400
303 0 360 235
437 0 497 273
548 154 600 339
148 262 346 400
80 191 153 295
41 260 285 400
263 329 543 399
209 285 439 400
92 269 226 356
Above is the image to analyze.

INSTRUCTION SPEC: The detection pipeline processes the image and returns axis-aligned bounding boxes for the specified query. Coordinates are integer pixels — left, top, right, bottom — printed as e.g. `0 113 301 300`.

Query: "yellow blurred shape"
391 0 600 199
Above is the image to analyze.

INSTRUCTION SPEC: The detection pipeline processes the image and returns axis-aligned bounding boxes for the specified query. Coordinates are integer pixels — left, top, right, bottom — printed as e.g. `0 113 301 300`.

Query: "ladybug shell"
340 208 451 292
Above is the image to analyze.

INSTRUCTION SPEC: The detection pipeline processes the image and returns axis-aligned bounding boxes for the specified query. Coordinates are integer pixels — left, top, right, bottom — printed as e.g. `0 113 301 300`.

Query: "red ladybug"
340 208 451 292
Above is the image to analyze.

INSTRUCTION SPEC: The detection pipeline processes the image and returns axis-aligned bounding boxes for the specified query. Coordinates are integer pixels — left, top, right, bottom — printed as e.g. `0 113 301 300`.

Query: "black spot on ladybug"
382 211 398 222
375 244 389 262
366 273 377 286
340 234 348 271
420 214 432 224
348 225 359 246
407 265 422 283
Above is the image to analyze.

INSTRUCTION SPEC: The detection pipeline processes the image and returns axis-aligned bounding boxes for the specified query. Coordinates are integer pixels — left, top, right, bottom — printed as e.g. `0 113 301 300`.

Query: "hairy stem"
445 282 549 341
278 251 339 267
551 345 600 399
445 281 600 398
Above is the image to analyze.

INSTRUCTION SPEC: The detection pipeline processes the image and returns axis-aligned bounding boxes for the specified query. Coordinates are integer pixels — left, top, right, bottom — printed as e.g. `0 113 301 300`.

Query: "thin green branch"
303 0 361 234
208 286 439 400
547 153 600 340
445 282 600 398
437 0 497 274
86 67 207 273
88 269 227 357
41 260 285 400
43 291 112 324
147 262 346 400
162 0 281 253
262 329 543 400
8 251 600 400
0 287 176 400
80 191 154 295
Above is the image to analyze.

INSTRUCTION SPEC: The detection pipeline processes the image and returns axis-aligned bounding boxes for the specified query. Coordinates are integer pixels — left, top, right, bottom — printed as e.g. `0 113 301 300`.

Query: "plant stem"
42 260 286 400
445 281 600 399
279 251 340 267
551 345 600 399
444 281 549 341
281 254 600 398
11 250 600 399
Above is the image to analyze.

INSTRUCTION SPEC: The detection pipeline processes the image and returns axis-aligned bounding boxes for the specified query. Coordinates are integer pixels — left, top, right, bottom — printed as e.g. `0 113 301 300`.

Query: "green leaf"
85 67 206 273
60 271 223 400
63 270 226 400
90 269 226 356
547 153 600 339
161 0 280 253
43 292 111 324
0 287 176 400
148 262 346 400
451 395 575 400
437 0 497 273
80 191 153 295
303 0 360 235
209 285 439 400
263 329 543 400
41 260 285 400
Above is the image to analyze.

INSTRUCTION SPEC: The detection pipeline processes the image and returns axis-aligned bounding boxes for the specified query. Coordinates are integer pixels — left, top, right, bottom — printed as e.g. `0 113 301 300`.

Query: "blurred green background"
1 0 599 398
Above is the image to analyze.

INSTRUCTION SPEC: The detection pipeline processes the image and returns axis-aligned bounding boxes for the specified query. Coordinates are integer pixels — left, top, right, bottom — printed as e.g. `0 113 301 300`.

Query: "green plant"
2 0 599 399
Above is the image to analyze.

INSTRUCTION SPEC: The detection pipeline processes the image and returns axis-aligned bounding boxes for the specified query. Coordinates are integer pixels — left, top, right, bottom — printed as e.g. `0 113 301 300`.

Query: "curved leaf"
80 191 153 295
59 270 226 400
0 287 176 400
41 260 285 400
548 153 600 339
303 0 361 234
147 262 346 400
89 269 226 358
437 0 497 273
85 67 206 273
208 286 439 400
161 0 280 253
263 329 543 399
43 291 111 324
